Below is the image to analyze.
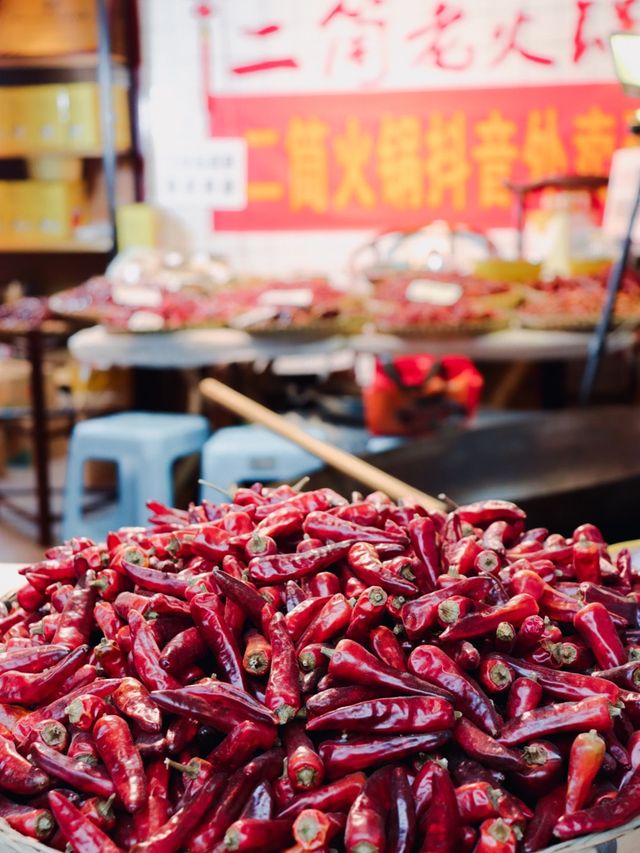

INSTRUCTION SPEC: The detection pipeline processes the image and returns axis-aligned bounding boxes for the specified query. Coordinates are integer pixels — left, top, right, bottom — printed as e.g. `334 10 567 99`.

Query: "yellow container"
67 82 130 152
29 180 86 240
116 203 157 250
26 155 83 181
0 90 16 155
473 258 543 283
6 182 36 239
0 182 9 238
13 85 70 152
568 258 613 276
2 180 85 243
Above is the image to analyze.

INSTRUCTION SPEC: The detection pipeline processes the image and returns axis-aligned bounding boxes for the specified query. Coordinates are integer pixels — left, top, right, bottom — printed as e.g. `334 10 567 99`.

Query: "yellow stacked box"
0 183 10 241
0 90 15 155
0 180 86 245
67 83 130 152
0 83 130 155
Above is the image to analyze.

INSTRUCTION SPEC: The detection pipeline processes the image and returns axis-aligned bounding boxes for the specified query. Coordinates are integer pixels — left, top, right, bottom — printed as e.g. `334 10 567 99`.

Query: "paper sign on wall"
153 138 247 210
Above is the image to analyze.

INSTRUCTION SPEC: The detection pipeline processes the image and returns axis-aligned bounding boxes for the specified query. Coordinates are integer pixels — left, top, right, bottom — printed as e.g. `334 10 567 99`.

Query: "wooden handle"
200 377 446 512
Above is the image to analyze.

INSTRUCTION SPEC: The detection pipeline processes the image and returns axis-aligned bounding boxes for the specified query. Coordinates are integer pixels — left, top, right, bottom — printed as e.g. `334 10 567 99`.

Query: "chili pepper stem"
197 478 233 499
296 767 317 788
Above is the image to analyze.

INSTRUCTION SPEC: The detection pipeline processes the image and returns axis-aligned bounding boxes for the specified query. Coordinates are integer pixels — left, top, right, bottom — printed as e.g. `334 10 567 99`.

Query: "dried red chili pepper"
344 769 388 853
506 676 542 719
222 817 293 852
242 629 272 677
554 764 640 839
285 581 307 611
238 780 274 821
369 625 406 671
276 771 366 820
128 610 180 692
250 540 355 584
408 645 502 736
439 593 538 643
500 695 616 745
207 720 277 770
52 584 96 648
573 601 626 669
386 766 416 853
401 576 500 639
453 718 525 774
307 572 341 597
0 644 87 705
344 587 387 644
296 593 352 651
347 543 417 597
66 693 108 731
31 742 112 796
158 626 208 675
0 794 54 840
521 785 566 853
112 677 161 733
450 640 481 672
265 612 301 724
572 539 601 584
479 657 514 694
94 601 123 642
329 639 453 704
298 643 329 673
93 714 146 813
26 718 69 752
285 723 324 791
474 817 518 853
284 596 330 644
318 730 449 779
420 763 460 853
190 592 246 690
490 653 620 702
307 694 454 735
580 582 638 625
152 683 274 732
0 644 67 675
134 769 227 853
292 808 343 850
132 757 169 838
435 595 473 629
445 537 484 576
509 740 564 798
189 749 285 853
48 790 123 853
564 729 606 815
303 510 407 546
253 489 343 522
306 685 383 718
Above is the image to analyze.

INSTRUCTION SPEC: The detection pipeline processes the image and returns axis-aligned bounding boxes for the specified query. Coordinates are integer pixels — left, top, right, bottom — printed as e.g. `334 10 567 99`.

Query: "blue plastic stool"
63 412 209 541
201 424 326 503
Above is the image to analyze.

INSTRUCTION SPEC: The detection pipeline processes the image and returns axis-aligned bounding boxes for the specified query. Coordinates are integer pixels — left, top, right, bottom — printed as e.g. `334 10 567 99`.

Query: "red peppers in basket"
93 714 147 813
499 695 616 745
573 601 626 669
564 729 606 816
265 612 301 724
408 645 502 736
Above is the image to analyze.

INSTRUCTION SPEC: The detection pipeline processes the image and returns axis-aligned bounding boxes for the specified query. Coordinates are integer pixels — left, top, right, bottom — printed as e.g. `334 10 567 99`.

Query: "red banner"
211 83 638 232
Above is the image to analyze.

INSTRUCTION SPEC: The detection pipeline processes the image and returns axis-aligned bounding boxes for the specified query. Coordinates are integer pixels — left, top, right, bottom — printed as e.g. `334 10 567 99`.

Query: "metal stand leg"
27 331 52 546
580 177 640 404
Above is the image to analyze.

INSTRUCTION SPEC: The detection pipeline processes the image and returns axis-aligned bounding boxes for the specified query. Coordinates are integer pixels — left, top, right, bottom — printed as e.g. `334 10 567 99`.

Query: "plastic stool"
63 412 209 541
201 424 326 503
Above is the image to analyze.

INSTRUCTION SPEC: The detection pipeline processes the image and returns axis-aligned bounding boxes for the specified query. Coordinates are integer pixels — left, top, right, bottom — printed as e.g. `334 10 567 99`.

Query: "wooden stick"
200 377 446 512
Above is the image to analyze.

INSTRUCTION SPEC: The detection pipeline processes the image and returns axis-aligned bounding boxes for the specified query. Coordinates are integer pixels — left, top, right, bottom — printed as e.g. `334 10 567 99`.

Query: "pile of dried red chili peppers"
1 486 640 852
